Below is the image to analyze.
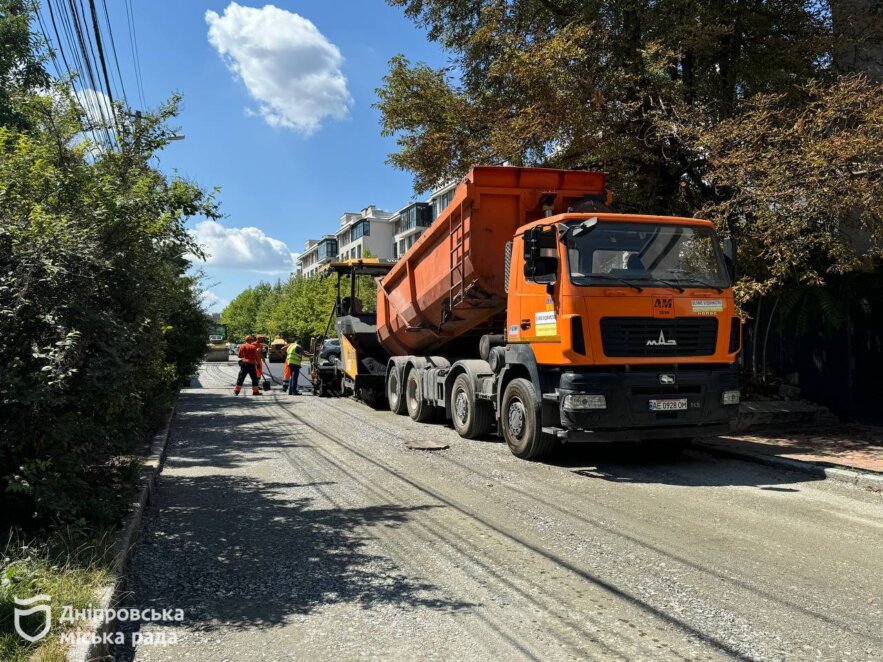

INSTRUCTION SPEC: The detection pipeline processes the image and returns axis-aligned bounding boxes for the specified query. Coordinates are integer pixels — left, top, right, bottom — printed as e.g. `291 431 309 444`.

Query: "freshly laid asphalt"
114 361 883 661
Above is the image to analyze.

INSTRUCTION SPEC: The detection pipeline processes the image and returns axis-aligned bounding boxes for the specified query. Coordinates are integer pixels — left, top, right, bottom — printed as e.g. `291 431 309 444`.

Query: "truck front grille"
600 317 718 357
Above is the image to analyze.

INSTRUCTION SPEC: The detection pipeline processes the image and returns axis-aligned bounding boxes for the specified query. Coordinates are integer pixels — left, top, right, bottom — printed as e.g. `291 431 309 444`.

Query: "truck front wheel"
451 374 493 439
501 378 556 459
406 369 434 422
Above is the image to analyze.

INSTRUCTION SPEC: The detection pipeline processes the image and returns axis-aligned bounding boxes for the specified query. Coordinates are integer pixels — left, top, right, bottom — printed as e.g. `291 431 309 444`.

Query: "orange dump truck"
344 166 741 458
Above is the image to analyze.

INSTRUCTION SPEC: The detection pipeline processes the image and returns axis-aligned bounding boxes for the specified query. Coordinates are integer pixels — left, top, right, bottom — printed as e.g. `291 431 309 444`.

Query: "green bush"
0 82 217 528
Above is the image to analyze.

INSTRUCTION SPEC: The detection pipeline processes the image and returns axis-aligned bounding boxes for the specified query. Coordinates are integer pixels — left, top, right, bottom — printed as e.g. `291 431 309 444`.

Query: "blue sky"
126 1 446 310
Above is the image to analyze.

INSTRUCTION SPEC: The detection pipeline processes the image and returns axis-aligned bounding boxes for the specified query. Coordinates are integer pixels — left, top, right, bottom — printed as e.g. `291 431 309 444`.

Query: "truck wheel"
451 373 493 439
387 366 407 415
501 378 556 459
406 369 434 422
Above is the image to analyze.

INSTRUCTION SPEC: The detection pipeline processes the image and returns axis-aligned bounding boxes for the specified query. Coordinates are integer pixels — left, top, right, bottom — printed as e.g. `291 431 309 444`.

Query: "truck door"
509 227 560 344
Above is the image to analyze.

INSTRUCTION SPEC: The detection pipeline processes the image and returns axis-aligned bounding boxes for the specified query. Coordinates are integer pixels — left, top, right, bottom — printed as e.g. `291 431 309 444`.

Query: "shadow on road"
164 391 312 471
112 378 473 659
547 442 822 488
112 473 470 659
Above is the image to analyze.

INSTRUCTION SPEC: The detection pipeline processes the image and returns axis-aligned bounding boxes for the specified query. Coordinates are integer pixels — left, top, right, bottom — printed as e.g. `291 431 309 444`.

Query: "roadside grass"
0 527 116 662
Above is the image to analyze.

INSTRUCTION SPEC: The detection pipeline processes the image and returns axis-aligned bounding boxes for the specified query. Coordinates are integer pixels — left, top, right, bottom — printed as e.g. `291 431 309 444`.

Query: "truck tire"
451 373 493 439
501 378 556 459
406 369 434 422
387 366 407 415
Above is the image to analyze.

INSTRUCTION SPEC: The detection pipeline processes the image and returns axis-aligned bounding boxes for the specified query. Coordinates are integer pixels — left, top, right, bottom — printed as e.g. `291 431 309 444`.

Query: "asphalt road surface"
115 361 883 661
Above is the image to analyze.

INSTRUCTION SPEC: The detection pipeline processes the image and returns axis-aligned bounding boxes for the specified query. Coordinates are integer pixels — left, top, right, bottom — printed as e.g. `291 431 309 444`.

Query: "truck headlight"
721 390 740 405
563 394 607 410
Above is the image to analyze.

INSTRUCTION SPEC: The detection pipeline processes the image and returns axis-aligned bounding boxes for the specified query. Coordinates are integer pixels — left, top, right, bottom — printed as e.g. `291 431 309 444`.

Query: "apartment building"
295 180 459 276
298 235 338 278
429 180 457 221
336 206 396 261
391 181 458 257
392 202 432 259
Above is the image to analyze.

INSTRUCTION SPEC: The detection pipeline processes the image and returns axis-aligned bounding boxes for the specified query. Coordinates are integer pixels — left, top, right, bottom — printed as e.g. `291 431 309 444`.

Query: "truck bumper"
548 365 738 442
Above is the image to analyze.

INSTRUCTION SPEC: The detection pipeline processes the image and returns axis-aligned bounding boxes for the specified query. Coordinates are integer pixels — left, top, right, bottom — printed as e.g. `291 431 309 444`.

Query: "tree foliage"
378 0 830 211
0 0 49 130
701 74 883 298
220 282 274 341
220 262 381 346
222 276 339 345
377 0 882 303
0 6 217 527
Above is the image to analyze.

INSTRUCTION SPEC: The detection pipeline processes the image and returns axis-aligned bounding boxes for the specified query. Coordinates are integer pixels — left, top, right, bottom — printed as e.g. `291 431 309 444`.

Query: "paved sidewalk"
703 425 883 474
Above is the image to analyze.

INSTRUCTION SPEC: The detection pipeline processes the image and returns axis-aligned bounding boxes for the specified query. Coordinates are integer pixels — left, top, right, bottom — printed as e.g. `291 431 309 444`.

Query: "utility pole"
135 110 142 154
123 109 184 156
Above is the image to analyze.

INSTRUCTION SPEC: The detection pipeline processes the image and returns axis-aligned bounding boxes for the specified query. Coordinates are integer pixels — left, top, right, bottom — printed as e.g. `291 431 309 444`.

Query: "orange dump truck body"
377 166 607 356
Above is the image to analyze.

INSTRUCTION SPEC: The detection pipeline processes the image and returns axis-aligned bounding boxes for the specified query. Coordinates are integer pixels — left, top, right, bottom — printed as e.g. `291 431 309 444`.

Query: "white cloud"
205 3 352 135
74 88 115 129
191 220 296 274
201 290 229 313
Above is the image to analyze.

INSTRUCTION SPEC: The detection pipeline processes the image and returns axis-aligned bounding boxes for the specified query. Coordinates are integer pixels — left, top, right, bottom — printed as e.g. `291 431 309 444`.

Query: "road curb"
694 440 883 492
65 401 176 662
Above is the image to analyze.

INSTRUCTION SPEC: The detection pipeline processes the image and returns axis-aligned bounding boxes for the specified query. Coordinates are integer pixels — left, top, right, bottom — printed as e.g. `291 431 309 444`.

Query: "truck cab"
499 213 740 457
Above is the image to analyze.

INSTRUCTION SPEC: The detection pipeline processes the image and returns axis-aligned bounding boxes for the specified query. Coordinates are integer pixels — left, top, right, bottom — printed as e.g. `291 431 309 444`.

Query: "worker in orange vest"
234 335 263 396
254 335 267 380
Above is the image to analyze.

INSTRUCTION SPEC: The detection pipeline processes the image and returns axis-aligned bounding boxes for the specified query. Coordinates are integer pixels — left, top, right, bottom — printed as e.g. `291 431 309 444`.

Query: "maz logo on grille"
646 330 677 347
600 317 717 357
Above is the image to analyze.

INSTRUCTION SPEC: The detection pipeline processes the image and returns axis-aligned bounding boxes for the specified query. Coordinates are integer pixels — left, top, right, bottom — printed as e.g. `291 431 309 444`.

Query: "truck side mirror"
722 237 736 282
523 227 558 284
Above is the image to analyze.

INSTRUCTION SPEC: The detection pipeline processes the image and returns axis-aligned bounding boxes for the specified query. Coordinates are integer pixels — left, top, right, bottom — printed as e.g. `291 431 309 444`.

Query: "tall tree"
0 0 49 129
831 0 883 81
377 0 831 213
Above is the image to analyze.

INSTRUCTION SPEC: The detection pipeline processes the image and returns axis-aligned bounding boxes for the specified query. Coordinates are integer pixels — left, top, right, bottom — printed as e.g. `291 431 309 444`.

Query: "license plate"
649 398 688 411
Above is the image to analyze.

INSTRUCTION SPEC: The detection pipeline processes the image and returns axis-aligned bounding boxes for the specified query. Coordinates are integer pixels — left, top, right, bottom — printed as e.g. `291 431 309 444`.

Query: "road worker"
234 335 262 396
284 339 311 395
254 335 267 382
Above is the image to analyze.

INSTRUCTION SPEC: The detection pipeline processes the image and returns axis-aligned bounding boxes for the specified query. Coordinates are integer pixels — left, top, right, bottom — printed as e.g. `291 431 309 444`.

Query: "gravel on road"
113 362 883 661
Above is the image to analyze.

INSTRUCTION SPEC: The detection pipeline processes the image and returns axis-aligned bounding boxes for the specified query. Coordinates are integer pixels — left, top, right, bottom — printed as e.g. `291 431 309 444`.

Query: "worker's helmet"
245 334 255 342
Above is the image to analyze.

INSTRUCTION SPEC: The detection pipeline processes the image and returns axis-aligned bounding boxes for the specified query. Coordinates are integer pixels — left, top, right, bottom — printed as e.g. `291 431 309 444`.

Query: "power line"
86 0 119 140
99 0 128 105
38 0 110 149
124 0 146 108
56 0 112 146
35 0 148 150
75 0 115 133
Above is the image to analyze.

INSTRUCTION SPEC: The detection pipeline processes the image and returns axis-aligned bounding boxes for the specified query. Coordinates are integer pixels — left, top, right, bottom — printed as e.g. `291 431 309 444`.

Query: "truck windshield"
565 221 730 289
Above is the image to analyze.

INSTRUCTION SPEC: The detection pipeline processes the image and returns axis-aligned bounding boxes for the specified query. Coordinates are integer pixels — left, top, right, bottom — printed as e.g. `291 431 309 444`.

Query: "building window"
399 203 432 233
351 219 371 240
318 239 338 260
357 245 362 259
433 190 455 219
